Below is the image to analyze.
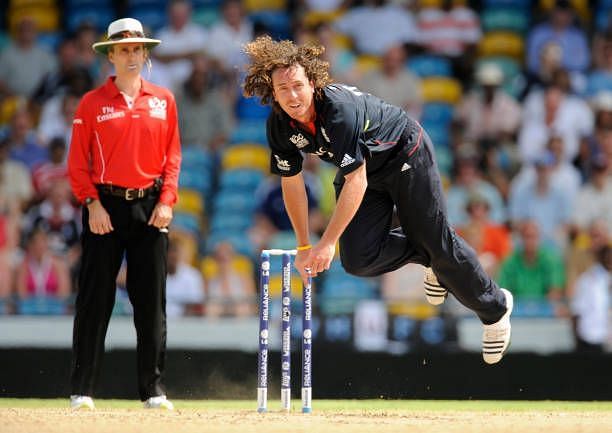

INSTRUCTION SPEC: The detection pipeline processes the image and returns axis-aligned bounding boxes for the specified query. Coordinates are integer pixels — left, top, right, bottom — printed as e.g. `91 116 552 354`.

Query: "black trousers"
335 129 507 324
70 192 168 400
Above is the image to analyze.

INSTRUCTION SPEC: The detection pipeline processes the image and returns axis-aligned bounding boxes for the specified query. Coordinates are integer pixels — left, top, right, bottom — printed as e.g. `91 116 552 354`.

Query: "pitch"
2 399 612 433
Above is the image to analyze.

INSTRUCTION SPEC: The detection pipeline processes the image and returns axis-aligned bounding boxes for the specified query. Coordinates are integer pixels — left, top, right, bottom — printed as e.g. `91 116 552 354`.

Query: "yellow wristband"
296 244 312 251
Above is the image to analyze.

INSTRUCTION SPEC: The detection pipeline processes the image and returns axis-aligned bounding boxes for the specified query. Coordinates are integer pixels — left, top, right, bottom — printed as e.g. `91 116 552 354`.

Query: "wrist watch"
84 197 95 206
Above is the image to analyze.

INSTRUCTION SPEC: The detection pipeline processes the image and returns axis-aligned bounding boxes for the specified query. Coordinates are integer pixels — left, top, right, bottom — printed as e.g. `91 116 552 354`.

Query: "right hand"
87 200 114 234
293 249 313 287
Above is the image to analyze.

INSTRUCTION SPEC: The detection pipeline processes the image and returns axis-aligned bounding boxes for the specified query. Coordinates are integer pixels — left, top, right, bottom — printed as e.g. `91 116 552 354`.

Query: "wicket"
257 249 313 413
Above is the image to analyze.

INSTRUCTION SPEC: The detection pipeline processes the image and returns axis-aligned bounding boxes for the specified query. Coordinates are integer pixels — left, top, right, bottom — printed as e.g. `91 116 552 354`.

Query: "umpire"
67 18 181 410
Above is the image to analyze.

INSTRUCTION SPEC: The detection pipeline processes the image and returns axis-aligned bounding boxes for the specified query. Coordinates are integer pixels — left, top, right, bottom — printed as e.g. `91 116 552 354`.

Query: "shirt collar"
103 76 155 98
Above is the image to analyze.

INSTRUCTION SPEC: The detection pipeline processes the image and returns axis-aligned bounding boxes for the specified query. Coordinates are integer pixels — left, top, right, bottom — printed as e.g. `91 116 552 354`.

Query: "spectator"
509 150 572 248
37 91 81 147
175 54 233 150
445 145 506 227
21 178 80 259
585 31 612 98
455 63 522 145
205 0 254 73
333 0 419 56
0 136 33 209
1 105 48 171
498 220 566 303
31 137 69 201
512 135 581 203
526 0 590 75
154 0 209 90
416 0 481 84
565 218 610 298
457 194 512 276
166 237 205 318
30 38 93 107
519 41 563 101
570 245 612 353
519 74 593 163
357 44 422 117
15 226 71 300
571 154 612 233
204 241 255 318
0 16 57 98
0 189 19 302
575 93 612 181
73 22 102 84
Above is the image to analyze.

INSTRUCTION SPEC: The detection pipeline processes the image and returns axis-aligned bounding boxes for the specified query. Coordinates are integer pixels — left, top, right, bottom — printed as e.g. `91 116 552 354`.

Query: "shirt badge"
289 133 309 149
149 97 167 120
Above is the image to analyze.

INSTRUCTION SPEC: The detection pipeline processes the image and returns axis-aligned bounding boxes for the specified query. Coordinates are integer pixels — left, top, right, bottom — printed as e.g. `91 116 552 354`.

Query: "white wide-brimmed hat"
92 18 161 55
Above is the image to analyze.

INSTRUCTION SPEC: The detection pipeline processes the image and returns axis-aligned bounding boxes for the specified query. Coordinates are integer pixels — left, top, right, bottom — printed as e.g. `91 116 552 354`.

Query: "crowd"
0 0 610 352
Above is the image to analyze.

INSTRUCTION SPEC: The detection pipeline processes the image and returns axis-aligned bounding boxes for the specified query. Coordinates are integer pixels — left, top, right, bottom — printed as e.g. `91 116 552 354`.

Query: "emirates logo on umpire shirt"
148 97 167 120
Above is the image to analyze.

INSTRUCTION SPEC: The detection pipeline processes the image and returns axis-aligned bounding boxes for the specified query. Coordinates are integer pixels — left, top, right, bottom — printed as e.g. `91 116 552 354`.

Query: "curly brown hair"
242 36 332 113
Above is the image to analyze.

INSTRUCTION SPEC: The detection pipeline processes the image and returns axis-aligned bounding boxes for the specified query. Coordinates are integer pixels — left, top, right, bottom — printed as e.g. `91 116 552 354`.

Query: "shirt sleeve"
325 98 365 176
67 96 98 204
159 92 181 206
267 115 303 177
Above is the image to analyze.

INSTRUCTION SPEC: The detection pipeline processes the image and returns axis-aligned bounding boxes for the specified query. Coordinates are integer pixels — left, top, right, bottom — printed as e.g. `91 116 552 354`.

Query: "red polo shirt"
68 76 181 206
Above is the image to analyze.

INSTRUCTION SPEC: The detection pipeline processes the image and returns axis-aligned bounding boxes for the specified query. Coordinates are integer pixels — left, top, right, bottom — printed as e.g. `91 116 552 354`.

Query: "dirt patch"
1 408 610 433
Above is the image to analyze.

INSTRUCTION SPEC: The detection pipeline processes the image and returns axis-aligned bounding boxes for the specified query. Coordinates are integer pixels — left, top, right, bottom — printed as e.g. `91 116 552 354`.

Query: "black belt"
97 181 161 201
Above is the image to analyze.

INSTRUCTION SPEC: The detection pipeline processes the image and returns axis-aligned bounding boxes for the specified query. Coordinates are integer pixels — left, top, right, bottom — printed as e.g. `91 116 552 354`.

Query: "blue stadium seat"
421 120 450 148
178 167 213 197
484 0 531 8
513 299 555 318
213 190 258 213
206 231 254 256
482 7 530 34
125 0 167 7
249 10 291 40
407 55 452 78
127 6 167 31
191 0 223 7
219 169 264 191
66 6 115 32
17 296 66 315
65 0 112 7
181 146 215 170
209 212 252 232
171 211 201 235
235 94 272 120
229 120 268 145
37 31 62 51
420 103 454 126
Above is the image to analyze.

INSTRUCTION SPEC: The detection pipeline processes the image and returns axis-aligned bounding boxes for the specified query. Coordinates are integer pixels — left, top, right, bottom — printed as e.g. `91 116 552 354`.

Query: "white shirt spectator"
518 90 594 162
572 177 612 233
166 263 205 318
205 18 253 71
0 41 57 97
511 161 582 203
155 23 208 89
571 263 610 345
334 4 419 56
417 5 481 57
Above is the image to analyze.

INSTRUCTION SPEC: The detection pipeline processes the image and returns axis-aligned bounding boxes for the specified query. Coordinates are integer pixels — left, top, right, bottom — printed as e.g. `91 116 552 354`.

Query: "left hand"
148 202 173 229
297 241 336 281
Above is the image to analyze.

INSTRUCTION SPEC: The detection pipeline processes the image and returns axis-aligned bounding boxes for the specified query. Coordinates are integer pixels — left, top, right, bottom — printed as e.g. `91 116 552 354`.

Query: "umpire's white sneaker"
424 267 447 305
482 288 513 364
144 395 174 410
70 395 95 410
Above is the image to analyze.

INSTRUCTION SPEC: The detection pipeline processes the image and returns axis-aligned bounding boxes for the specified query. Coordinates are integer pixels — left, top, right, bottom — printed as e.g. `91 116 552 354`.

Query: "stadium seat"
420 103 455 126
213 190 258 214
482 7 530 34
235 94 271 121
175 188 205 216
476 56 522 97
16 296 66 315
221 144 269 172
539 0 590 25
355 54 382 73
249 10 291 40
192 6 221 28
421 77 462 104
205 231 254 256
9 0 55 8
171 211 202 235
219 169 264 190
484 0 531 8
407 55 452 78
127 6 167 31
229 120 268 145
478 31 524 61
63 0 111 7
65 6 114 32
9 6 60 32
244 0 287 11
37 31 62 51
421 120 451 148
209 212 252 232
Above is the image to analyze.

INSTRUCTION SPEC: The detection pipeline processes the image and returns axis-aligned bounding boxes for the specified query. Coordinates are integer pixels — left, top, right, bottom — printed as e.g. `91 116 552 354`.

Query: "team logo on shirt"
148 97 167 120
289 133 309 149
320 127 331 143
274 154 291 171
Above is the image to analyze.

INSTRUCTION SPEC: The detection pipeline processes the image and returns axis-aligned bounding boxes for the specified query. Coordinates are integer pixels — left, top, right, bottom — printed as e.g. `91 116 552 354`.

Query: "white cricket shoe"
143 395 174 410
482 288 514 364
424 267 447 305
70 395 95 410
